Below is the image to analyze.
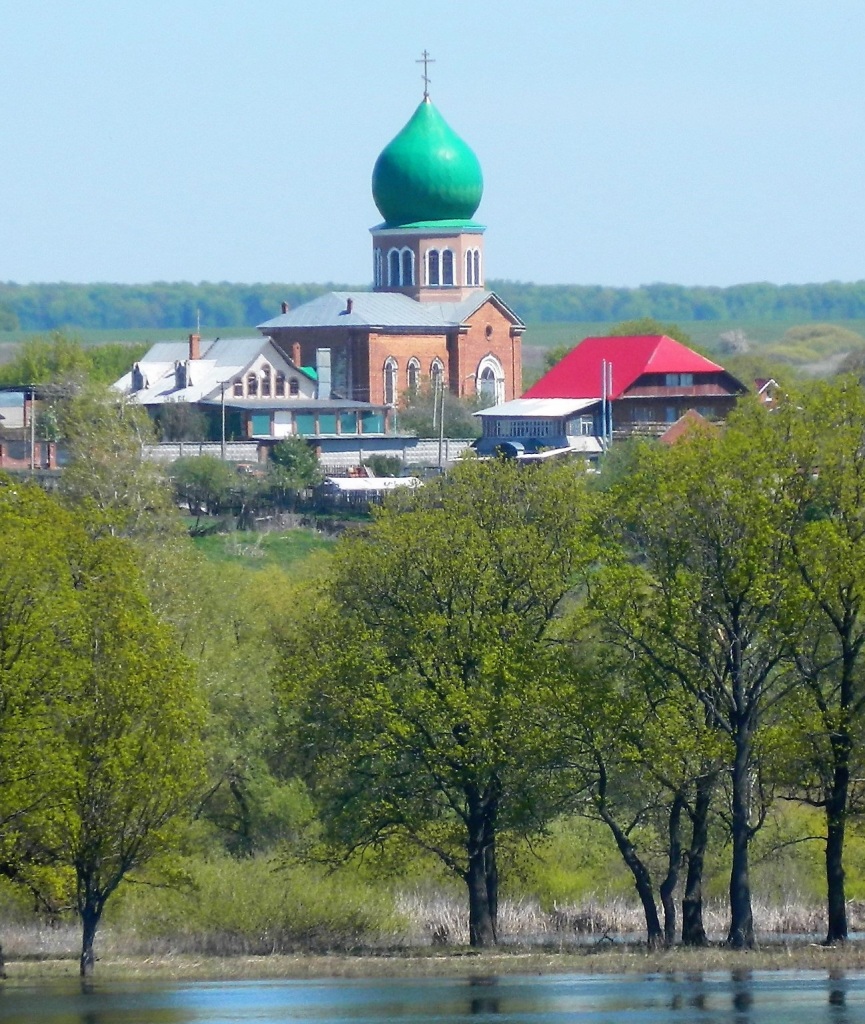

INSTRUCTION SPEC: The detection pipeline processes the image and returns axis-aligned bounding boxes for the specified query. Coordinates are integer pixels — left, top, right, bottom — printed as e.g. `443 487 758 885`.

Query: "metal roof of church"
257 290 518 331
524 335 733 401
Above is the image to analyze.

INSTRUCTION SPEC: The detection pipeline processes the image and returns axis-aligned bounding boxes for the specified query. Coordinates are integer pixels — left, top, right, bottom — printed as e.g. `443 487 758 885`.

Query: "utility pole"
29 385 36 473
220 381 227 460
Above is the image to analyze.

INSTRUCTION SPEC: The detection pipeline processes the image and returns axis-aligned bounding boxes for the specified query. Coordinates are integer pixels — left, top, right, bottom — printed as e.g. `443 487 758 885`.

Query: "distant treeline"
4 279 865 331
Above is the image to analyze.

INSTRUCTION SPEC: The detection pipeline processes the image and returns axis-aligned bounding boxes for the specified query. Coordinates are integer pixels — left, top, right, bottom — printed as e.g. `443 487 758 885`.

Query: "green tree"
589 406 805 948
277 459 590 946
773 378 865 943
50 535 207 976
0 480 85 972
57 386 178 540
269 437 322 489
157 400 210 442
606 317 694 347
398 385 482 437
171 455 236 520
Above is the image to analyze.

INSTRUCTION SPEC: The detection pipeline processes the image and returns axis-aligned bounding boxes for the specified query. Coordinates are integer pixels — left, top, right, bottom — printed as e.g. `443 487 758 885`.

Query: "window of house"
289 378 300 397
275 372 286 397
388 248 400 286
475 355 505 405
427 249 440 286
233 379 243 397
666 406 678 423
665 372 694 387
465 250 475 286
247 372 258 397
442 249 454 286
261 365 272 397
384 357 398 405
401 248 414 286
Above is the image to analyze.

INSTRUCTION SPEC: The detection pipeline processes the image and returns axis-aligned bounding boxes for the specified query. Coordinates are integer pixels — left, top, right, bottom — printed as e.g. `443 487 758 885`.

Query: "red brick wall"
267 296 522 409
367 332 450 405
460 303 523 400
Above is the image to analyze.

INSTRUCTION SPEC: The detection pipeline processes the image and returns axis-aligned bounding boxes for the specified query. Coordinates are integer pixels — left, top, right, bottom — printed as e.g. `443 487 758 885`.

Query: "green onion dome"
372 98 483 227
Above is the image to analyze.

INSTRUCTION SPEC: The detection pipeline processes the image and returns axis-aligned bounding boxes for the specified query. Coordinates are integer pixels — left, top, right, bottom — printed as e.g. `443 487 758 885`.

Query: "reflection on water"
0 968 864 1024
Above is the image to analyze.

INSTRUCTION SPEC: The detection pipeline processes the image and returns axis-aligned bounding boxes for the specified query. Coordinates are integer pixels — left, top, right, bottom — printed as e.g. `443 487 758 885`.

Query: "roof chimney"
188 333 201 360
281 301 290 314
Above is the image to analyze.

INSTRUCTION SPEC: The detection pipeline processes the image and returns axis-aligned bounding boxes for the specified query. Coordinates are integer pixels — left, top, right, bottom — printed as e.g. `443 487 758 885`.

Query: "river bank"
7 943 865 984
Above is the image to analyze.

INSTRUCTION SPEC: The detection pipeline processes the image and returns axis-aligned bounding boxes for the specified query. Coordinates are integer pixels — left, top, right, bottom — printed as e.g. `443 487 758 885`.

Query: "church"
117 70 524 457
257 80 524 409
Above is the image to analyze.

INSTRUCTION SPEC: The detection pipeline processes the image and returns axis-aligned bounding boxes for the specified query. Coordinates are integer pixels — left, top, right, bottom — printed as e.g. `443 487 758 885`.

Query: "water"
1 970 863 1024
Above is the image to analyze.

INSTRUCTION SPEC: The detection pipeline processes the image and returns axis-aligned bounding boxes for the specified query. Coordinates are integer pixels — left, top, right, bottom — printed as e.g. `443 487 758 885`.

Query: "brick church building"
258 86 523 409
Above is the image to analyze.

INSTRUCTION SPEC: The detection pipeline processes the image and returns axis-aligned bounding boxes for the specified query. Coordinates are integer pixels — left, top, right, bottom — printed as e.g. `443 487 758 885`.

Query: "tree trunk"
825 757 850 944
727 735 755 949
79 903 100 977
467 849 496 946
659 793 684 947
484 830 499 942
466 792 497 947
681 774 713 947
597 805 664 947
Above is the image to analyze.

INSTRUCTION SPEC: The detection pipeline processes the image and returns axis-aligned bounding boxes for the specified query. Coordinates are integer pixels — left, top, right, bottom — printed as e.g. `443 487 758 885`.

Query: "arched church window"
465 248 482 286
427 249 440 286
384 357 398 406
275 372 286 397
407 357 420 396
442 249 454 286
261 365 272 397
247 373 258 397
476 355 504 405
388 249 400 287
373 248 383 287
401 249 414 286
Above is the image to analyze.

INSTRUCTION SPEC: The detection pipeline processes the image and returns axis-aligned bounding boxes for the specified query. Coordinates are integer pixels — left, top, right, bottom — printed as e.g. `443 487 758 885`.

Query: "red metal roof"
524 335 728 401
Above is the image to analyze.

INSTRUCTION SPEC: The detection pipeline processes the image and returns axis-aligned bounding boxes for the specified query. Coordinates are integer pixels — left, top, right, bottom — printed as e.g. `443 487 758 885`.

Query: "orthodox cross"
417 49 435 99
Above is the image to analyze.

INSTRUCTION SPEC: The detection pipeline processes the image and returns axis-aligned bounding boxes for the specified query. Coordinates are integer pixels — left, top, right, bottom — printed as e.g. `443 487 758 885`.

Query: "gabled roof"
524 335 734 401
257 290 523 332
114 336 312 406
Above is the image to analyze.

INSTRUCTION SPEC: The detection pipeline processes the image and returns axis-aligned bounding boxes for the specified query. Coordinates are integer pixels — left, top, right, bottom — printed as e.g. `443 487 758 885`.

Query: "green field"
191 527 333 574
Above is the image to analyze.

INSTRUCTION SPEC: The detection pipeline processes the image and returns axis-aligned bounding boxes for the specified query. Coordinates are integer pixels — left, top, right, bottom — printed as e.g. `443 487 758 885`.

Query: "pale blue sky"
1 0 863 288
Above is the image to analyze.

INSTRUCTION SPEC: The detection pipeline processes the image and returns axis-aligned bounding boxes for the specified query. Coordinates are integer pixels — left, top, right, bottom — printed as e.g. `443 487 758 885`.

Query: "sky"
1 0 864 289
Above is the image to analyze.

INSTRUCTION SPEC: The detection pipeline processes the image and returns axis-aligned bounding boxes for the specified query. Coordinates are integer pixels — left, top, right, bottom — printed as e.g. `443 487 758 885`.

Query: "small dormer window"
131 364 145 391
275 372 286 397
175 361 187 389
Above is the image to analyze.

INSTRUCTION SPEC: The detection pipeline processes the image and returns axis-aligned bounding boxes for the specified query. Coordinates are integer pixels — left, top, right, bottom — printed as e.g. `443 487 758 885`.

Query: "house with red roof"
474 335 747 456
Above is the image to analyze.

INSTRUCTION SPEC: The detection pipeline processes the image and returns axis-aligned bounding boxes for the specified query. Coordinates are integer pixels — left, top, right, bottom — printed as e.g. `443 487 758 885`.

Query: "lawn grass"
190 528 333 573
